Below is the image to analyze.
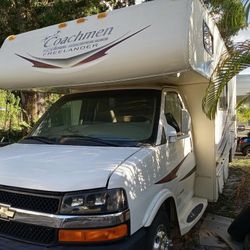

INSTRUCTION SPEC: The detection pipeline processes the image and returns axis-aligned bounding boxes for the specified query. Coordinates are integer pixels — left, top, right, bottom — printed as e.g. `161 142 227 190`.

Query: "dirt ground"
208 156 250 217
174 155 250 250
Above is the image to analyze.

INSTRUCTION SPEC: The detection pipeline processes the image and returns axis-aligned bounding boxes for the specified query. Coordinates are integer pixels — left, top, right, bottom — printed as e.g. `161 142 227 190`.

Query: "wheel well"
160 197 181 237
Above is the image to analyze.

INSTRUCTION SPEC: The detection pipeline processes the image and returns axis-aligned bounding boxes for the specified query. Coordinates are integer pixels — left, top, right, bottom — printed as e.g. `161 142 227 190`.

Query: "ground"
174 154 250 250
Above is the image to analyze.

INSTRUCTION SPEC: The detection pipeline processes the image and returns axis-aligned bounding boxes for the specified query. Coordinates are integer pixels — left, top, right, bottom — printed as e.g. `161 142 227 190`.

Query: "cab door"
161 89 196 209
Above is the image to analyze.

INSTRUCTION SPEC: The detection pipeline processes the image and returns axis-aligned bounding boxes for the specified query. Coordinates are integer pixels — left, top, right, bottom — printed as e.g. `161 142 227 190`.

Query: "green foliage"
0 0 109 46
45 93 62 109
106 0 135 9
205 0 247 45
202 41 250 119
0 90 26 131
236 93 250 109
202 0 250 119
0 90 60 135
237 105 250 122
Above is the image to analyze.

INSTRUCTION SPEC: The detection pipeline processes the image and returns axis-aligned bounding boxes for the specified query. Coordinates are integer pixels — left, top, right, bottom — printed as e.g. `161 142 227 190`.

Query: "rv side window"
203 21 214 56
164 92 183 134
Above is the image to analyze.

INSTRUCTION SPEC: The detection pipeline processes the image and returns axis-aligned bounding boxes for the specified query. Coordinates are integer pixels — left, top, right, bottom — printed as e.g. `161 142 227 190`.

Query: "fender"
142 188 176 227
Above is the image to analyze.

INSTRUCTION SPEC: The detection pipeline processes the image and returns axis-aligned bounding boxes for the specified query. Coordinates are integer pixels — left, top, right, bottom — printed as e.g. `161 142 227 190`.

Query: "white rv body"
0 0 223 89
0 0 236 248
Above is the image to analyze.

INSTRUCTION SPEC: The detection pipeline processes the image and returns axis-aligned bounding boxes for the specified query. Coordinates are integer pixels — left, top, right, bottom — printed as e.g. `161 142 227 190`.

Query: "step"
178 197 207 235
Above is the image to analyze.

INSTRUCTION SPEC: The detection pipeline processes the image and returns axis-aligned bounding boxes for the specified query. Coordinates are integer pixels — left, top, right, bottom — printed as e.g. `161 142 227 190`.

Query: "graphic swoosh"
16 25 151 69
155 154 190 184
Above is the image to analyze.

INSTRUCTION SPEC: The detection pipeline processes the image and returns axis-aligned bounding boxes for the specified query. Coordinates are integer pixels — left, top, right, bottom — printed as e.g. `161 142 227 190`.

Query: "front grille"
0 188 61 214
0 220 57 245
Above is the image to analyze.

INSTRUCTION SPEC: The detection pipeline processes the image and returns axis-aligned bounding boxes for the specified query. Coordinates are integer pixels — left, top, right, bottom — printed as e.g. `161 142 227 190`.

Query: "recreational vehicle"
0 0 236 249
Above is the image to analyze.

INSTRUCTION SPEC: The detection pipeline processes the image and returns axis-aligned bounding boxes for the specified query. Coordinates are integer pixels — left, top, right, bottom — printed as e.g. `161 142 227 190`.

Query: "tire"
243 146 250 156
146 210 173 250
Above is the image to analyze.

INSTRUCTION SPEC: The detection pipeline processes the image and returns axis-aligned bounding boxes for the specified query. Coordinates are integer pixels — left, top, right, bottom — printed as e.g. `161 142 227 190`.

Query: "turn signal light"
58 224 128 243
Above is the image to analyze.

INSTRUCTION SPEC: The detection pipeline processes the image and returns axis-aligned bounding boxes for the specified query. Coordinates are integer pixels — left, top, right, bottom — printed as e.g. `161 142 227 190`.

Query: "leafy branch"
202 40 250 119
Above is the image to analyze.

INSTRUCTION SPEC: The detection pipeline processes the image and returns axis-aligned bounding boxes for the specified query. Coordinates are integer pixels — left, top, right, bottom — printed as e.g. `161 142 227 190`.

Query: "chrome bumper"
0 205 130 229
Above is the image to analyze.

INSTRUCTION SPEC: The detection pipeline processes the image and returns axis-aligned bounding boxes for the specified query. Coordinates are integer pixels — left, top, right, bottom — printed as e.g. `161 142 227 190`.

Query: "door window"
164 92 183 134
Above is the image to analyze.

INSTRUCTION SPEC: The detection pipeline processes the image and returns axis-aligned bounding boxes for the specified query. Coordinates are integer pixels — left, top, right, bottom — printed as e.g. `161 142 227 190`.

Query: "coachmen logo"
0 204 15 220
16 25 151 70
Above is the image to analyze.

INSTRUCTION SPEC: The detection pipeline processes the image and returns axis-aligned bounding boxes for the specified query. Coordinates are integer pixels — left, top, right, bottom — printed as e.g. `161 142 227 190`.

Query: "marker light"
58 22 67 29
76 18 86 24
7 35 16 41
58 224 128 243
97 12 108 19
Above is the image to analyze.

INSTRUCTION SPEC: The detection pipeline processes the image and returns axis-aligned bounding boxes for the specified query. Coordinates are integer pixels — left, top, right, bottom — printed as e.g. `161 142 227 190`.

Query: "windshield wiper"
22 136 55 144
59 135 120 147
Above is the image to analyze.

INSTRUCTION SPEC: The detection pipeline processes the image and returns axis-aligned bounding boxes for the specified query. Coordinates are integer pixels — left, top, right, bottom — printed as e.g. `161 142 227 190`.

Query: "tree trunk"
20 91 46 127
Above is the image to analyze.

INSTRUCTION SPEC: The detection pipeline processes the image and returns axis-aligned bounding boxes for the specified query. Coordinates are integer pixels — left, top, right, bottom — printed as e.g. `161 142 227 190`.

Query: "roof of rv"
0 0 225 90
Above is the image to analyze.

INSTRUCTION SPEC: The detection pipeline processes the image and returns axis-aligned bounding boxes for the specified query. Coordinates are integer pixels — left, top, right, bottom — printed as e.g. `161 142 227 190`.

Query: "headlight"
60 188 128 215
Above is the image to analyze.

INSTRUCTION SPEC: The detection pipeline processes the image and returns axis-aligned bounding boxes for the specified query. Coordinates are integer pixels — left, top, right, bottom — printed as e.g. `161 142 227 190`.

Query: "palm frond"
236 92 250 109
243 0 250 22
202 40 250 120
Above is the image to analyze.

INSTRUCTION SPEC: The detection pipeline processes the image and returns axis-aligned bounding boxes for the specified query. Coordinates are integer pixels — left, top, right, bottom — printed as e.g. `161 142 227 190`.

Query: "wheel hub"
152 225 173 250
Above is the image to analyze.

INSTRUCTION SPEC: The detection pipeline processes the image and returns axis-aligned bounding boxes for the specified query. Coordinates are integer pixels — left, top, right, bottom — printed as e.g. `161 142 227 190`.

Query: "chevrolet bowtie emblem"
0 204 15 220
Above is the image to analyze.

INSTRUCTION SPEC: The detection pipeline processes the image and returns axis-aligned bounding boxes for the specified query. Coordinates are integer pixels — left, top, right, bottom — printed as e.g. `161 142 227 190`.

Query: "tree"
204 0 247 46
202 41 250 119
102 0 135 9
0 0 110 45
202 0 250 119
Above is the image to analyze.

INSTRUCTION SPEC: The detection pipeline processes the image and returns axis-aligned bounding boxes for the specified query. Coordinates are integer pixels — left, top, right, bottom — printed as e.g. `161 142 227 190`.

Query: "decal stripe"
155 154 190 184
179 166 197 182
16 54 61 69
76 25 151 67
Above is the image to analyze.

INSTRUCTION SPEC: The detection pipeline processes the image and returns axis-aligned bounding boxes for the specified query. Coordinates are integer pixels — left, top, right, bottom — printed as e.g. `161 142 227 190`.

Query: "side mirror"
182 109 191 134
166 124 177 143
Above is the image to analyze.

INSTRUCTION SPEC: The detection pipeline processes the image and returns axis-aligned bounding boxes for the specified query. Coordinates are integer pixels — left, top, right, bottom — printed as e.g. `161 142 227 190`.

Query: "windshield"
26 90 160 147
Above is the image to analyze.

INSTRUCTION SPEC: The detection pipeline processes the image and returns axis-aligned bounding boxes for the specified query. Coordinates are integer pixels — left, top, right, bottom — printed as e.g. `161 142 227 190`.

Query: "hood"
0 143 139 192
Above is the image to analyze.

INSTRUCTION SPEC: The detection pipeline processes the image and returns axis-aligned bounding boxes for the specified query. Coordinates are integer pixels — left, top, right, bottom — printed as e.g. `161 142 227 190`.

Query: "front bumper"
0 228 146 250
0 208 130 246
0 205 130 229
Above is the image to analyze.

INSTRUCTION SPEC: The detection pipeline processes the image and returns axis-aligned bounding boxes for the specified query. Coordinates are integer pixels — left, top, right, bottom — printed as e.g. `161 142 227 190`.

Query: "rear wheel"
243 146 250 156
146 210 173 250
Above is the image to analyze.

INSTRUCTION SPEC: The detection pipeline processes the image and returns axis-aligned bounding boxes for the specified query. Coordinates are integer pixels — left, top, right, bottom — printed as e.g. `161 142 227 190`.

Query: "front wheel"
146 210 173 250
